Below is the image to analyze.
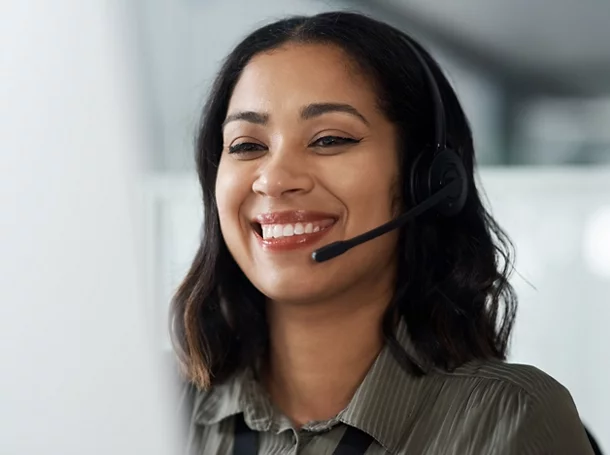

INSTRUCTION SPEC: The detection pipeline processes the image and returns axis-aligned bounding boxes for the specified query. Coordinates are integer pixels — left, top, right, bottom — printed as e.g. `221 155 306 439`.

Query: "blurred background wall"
0 2 178 454
132 0 610 450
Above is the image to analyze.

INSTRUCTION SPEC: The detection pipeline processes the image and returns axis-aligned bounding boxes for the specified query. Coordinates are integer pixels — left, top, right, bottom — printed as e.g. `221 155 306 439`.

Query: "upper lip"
253 210 338 225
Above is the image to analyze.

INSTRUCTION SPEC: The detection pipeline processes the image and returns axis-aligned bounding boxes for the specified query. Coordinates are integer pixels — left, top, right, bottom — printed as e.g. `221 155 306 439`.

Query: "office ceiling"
360 0 610 95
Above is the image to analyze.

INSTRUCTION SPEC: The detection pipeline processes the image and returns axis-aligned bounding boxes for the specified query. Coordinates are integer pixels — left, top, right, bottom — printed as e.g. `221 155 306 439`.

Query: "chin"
260 284 325 305
252 274 333 305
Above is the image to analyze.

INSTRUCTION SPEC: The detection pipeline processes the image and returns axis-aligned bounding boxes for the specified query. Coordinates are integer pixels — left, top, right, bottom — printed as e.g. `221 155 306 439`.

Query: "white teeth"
259 220 333 239
272 225 283 238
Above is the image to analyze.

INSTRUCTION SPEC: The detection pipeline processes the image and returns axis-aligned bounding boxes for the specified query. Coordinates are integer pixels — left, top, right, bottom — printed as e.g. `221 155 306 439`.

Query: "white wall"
0 2 177 454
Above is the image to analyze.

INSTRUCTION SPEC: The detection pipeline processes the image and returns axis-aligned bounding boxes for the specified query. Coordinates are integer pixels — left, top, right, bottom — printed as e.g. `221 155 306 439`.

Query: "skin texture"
216 43 402 426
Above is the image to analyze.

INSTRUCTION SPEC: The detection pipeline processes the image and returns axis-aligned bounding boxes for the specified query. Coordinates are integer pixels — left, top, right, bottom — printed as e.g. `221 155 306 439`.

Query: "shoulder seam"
434 364 561 404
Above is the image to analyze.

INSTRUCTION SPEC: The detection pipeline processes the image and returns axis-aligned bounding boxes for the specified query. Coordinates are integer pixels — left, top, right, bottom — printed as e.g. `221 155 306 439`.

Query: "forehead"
228 43 378 113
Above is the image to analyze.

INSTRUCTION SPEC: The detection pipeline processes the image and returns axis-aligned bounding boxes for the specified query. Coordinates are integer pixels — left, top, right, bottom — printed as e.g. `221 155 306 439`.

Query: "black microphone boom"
311 180 461 263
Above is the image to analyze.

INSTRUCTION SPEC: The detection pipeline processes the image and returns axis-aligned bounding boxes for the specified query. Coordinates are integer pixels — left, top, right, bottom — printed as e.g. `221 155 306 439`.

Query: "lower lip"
254 225 335 252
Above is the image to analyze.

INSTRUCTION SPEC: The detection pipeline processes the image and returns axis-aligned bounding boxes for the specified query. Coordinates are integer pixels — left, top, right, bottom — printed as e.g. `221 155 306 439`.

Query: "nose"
252 149 314 198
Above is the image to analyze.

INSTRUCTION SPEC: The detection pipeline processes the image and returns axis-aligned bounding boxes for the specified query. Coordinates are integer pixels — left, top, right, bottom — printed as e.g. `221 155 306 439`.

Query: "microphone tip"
311 241 347 263
311 250 326 262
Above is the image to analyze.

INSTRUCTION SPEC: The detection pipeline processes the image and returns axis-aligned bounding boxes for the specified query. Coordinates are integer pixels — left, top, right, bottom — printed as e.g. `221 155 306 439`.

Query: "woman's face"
216 43 401 304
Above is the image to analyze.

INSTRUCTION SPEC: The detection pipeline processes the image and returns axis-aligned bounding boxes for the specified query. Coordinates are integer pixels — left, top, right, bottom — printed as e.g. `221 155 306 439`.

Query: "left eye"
311 136 360 147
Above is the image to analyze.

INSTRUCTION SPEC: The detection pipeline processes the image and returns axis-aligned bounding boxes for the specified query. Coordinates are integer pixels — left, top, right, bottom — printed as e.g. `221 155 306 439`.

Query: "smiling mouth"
254 219 335 239
252 218 336 251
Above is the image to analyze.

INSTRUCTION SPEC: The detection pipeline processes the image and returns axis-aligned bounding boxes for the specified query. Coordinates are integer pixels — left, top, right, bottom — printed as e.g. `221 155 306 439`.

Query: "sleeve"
511 381 595 455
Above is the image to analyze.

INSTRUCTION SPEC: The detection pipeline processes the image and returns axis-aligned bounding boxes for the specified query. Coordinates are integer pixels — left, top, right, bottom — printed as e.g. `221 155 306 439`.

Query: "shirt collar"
193 362 295 434
193 320 436 453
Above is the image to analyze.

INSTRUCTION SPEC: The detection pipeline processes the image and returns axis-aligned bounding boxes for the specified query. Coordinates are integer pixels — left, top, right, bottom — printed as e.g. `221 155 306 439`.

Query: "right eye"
227 142 268 161
228 142 267 157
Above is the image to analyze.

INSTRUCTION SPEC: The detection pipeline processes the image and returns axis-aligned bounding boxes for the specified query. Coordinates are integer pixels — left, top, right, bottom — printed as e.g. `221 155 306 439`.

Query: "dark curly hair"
170 11 517 389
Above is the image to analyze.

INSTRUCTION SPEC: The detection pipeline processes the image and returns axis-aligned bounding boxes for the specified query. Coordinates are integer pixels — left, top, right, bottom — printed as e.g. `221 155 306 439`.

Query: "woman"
172 11 594 454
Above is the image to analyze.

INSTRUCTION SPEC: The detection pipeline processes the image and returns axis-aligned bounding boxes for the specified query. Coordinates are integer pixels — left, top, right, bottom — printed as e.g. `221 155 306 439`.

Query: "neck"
263 288 392 428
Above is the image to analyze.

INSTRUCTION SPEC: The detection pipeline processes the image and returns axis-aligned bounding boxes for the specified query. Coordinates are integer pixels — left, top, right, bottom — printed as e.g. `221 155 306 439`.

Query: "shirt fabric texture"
180 323 594 454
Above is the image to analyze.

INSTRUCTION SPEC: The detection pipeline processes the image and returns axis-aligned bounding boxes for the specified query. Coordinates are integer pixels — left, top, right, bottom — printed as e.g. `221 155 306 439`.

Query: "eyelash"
228 136 360 155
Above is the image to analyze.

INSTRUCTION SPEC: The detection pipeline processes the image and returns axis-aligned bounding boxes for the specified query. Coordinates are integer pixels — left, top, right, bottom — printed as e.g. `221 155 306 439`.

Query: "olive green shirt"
181 326 593 454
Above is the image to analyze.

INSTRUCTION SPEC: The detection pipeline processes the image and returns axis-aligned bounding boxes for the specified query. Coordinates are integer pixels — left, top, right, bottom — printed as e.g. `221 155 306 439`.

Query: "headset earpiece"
410 147 468 217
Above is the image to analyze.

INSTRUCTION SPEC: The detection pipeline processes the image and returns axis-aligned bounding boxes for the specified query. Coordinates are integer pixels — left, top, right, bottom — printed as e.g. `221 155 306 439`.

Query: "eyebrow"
222 111 269 129
301 102 369 125
222 102 369 129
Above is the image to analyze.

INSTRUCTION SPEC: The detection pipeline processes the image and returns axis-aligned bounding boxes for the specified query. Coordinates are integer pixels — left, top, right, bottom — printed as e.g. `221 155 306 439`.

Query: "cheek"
329 153 400 226
215 160 250 231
